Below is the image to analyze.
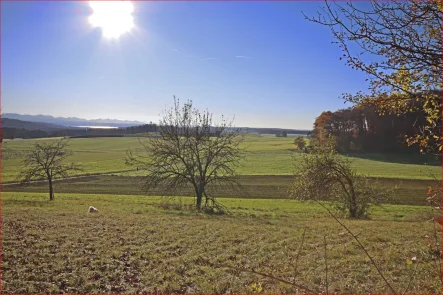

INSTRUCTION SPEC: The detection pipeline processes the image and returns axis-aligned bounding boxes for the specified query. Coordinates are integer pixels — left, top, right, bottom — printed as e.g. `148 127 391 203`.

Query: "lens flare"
88 1 134 39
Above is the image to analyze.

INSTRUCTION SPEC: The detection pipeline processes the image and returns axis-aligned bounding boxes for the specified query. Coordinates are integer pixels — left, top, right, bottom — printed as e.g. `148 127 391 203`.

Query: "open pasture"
4 175 439 206
2 136 441 294
1 137 143 183
2 136 441 183
3 192 441 294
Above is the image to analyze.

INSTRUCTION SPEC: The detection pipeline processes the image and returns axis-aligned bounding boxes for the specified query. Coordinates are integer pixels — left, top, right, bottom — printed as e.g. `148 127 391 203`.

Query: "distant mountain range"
2 113 146 128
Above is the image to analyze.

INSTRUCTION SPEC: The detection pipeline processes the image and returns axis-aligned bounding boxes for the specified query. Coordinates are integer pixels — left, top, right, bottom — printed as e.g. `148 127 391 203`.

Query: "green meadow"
2 136 441 182
2 136 442 293
2 192 441 294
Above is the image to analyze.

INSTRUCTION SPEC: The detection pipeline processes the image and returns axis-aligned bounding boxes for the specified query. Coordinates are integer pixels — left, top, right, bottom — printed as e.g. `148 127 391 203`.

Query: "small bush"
290 139 392 219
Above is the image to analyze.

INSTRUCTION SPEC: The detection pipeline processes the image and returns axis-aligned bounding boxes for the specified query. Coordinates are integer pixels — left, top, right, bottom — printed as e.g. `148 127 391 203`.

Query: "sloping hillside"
2 118 74 131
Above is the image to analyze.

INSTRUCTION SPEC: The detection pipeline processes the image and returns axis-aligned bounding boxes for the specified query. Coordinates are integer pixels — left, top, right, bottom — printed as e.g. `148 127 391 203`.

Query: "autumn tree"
126 97 245 211
312 111 333 145
311 103 431 153
17 139 82 201
305 0 442 153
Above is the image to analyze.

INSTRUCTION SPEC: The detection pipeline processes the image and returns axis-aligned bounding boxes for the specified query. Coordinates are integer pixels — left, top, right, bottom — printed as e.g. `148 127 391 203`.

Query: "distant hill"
2 118 77 132
1 114 310 138
3 113 145 128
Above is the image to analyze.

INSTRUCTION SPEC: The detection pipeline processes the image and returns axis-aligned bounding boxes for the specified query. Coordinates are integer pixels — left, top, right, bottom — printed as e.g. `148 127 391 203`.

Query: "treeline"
3 127 49 140
2 123 158 140
69 134 125 138
51 123 158 137
311 103 437 153
243 127 309 135
1 121 312 141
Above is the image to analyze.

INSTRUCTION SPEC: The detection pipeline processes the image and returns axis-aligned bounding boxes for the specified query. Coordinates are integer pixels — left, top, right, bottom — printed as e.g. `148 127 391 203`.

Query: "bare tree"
126 97 246 211
305 0 442 153
17 138 82 201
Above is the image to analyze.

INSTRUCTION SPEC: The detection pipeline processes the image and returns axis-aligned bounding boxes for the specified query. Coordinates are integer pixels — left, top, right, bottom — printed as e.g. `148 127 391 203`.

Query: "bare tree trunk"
200 182 208 206
196 191 202 210
195 182 207 210
349 193 357 218
48 176 54 201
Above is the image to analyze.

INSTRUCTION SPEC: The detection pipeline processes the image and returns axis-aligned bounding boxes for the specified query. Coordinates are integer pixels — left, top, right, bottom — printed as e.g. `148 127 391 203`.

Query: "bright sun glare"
88 1 134 39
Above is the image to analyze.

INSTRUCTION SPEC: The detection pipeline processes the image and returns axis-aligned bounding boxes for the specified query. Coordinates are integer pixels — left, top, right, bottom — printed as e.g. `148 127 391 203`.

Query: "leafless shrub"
17 138 82 200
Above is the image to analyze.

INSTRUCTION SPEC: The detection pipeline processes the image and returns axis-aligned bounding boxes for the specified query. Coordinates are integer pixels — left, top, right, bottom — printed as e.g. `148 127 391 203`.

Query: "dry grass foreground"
3 192 441 294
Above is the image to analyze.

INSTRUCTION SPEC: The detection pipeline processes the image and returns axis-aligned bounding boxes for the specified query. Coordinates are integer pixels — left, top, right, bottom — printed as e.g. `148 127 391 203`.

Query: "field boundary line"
2 168 140 185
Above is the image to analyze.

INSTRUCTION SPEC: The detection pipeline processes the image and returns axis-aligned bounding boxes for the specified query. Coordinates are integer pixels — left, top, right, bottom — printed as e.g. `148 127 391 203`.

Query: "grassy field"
3 192 441 294
2 137 143 183
2 136 442 294
4 175 440 206
2 136 441 182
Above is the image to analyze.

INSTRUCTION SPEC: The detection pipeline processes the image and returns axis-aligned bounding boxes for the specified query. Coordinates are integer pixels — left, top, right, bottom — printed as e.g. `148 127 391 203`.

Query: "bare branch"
126 97 246 210
324 235 329 295
293 227 306 284
304 0 442 152
315 200 397 294
202 258 320 294
401 260 419 295
16 138 82 200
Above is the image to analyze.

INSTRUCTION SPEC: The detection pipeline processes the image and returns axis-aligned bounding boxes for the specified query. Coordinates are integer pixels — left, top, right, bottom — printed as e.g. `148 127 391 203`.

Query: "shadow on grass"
342 152 441 166
4 198 53 207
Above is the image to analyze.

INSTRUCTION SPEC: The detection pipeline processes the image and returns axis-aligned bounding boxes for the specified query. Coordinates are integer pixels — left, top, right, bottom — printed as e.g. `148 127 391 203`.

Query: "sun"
88 1 134 39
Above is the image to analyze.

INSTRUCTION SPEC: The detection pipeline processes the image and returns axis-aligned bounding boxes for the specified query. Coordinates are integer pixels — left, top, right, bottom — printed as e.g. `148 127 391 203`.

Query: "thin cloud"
235 55 252 59
171 47 195 59
172 47 217 61
172 48 185 55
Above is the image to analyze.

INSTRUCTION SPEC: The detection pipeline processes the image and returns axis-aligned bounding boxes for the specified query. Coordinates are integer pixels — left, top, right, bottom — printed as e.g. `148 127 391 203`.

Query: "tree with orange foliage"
305 0 442 153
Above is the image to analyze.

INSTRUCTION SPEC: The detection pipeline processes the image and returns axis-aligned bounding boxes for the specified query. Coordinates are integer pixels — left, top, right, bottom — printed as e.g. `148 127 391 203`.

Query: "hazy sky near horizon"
2 1 372 129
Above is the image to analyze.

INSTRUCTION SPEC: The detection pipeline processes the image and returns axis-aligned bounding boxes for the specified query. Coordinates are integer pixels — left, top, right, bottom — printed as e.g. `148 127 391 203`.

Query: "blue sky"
2 1 371 129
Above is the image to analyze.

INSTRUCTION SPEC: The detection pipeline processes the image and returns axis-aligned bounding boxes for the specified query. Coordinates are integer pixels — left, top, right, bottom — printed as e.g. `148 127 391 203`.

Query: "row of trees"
306 0 442 154
51 122 159 137
3 127 49 140
311 99 439 153
2 122 159 140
